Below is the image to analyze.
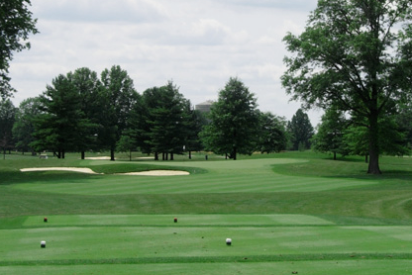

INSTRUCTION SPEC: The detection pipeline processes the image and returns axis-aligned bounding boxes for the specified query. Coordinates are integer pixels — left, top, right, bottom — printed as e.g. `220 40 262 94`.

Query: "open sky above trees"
8 0 322 125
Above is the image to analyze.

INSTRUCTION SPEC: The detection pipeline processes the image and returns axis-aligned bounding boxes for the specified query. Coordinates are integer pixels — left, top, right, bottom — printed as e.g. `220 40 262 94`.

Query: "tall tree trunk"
155 152 159 161
81 151 85 160
110 146 115 161
189 150 192 159
171 153 174 160
367 111 381 174
333 151 336 160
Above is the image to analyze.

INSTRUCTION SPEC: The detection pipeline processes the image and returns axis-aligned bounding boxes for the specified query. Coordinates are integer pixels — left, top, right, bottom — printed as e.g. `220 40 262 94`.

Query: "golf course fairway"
1 152 412 274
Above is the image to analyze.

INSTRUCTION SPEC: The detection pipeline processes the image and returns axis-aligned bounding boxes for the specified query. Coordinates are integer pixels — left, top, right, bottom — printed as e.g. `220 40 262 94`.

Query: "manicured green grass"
2 261 412 275
22 214 334 227
1 215 411 261
12 158 377 195
2 151 412 274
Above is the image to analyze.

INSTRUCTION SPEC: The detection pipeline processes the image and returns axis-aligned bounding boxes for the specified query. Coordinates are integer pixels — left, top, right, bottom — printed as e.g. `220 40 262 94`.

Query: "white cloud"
33 0 168 23
213 0 317 11
9 0 321 125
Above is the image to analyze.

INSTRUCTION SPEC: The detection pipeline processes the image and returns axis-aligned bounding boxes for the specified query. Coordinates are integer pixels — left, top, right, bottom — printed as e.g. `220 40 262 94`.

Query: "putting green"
13 159 377 195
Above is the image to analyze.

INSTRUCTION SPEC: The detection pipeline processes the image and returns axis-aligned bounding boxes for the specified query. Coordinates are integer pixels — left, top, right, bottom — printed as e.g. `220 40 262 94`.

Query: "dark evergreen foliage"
99 65 139 161
0 99 16 155
12 97 42 154
287 109 314 151
201 77 259 160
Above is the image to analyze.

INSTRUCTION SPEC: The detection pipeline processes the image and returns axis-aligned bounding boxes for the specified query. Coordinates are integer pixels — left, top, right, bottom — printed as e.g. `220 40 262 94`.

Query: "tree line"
2 66 411 163
1 67 296 160
311 106 412 161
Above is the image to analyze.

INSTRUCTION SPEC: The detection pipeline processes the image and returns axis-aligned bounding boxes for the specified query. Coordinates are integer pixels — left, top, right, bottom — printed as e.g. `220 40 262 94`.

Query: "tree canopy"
0 99 16 156
142 82 188 160
0 0 38 98
201 77 259 160
12 97 41 154
257 112 287 154
69 67 101 159
282 0 412 174
184 101 207 159
287 109 314 151
312 107 348 159
99 65 139 161
31 74 89 158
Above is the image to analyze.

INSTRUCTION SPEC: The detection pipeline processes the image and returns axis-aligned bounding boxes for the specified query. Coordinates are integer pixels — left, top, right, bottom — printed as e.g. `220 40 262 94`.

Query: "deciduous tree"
282 0 412 174
0 0 38 98
312 107 348 160
116 134 136 161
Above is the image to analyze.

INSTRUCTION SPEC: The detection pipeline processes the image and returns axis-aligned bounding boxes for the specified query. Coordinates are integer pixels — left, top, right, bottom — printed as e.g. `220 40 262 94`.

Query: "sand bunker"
84 157 111 160
20 167 189 176
117 170 190 176
20 167 99 174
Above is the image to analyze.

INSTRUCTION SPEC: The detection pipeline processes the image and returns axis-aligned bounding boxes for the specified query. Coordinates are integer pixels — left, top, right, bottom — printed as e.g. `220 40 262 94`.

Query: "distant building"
195 100 214 113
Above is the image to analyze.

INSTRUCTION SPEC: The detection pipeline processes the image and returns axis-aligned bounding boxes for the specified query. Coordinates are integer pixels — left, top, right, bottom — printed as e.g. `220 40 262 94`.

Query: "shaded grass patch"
1 259 411 275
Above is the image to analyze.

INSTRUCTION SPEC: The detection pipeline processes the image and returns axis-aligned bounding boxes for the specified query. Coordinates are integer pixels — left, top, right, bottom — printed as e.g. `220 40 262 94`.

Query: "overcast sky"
9 0 322 125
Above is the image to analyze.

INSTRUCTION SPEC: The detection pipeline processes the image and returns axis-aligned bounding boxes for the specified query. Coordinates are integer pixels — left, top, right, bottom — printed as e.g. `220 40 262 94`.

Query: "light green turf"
1 261 412 275
23 214 335 227
3 153 412 274
14 159 377 195
1 215 412 262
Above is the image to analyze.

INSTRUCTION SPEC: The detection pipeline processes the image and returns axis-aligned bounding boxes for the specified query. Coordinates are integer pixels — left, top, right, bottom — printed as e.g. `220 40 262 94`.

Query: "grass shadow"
271 157 412 190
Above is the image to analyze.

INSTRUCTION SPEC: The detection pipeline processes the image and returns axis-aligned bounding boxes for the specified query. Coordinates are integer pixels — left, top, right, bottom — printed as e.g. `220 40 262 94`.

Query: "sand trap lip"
20 167 189 176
